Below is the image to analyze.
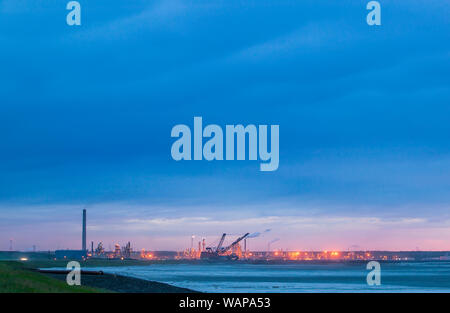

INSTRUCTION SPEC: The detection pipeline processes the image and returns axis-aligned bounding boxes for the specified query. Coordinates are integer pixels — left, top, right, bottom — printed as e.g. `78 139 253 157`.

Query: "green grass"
0 261 108 293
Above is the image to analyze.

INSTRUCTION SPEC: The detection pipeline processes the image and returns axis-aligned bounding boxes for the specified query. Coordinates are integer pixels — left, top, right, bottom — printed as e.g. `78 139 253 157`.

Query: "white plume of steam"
247 228 271 238
269 238 280 244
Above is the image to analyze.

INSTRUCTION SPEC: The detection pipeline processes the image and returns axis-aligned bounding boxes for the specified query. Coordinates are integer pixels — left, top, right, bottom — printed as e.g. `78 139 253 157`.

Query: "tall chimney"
82 209 87 251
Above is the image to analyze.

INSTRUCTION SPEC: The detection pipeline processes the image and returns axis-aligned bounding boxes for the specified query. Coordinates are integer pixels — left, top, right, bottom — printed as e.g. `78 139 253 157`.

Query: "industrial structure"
55 209 88 260
82 208 86 252
48 209 450 262
200 233 250 260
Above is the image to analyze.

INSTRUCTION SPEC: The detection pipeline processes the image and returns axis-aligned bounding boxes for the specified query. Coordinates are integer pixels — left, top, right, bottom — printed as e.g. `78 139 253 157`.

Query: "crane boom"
216 233 226 252
223 233 250 253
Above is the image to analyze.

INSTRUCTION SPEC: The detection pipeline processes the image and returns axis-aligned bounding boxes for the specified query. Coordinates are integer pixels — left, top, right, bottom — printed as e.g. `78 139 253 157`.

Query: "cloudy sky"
1 0 449 251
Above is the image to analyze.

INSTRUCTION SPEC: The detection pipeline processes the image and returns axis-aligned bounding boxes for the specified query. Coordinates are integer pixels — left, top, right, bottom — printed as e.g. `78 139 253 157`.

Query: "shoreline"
0 261 198 293
44 271 198 293
3 260 450 293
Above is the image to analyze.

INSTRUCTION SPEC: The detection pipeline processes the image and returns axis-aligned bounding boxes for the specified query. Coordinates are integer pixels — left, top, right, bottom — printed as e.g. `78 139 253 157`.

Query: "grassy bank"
0 261 106 293
0 261 197 293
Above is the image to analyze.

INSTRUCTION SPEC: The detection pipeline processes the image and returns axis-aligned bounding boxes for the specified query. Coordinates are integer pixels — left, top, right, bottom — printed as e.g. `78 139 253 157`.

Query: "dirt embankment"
46 271 198 293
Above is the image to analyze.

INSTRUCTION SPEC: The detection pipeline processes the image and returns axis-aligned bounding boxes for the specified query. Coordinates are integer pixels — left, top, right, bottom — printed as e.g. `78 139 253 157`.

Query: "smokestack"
82 209 87 251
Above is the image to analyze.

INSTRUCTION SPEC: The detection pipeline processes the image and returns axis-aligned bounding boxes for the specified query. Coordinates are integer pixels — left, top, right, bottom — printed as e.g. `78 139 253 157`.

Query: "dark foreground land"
0 261 103 293
0 261 196 293
46 271 195 293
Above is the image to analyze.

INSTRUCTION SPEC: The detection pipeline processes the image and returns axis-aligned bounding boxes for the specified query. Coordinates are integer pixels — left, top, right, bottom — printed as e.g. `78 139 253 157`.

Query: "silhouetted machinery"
95 242 105 255
201 233 250 260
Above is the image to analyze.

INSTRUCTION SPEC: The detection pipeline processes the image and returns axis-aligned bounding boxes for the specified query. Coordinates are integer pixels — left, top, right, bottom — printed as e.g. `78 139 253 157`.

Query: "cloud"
90 212 433 234
70 0 189 42
1 201 448 250
0 0 449 250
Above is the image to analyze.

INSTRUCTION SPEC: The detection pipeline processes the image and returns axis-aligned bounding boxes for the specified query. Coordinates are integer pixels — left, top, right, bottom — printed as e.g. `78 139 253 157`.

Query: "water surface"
81 261 450 292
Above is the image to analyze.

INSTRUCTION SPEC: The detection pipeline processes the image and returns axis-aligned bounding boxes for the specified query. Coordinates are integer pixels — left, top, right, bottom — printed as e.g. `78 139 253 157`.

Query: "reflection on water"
83 262 450 293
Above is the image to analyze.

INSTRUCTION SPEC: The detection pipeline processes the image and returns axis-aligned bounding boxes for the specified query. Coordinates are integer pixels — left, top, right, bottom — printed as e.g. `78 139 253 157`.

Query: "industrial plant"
34 209 448 263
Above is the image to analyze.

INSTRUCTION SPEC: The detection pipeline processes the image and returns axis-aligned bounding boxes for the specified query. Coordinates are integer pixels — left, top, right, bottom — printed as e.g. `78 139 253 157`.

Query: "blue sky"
0 0 449 251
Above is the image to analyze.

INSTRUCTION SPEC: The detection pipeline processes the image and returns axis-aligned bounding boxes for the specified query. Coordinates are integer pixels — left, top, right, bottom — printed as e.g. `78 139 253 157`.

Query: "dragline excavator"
201 233 250 260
